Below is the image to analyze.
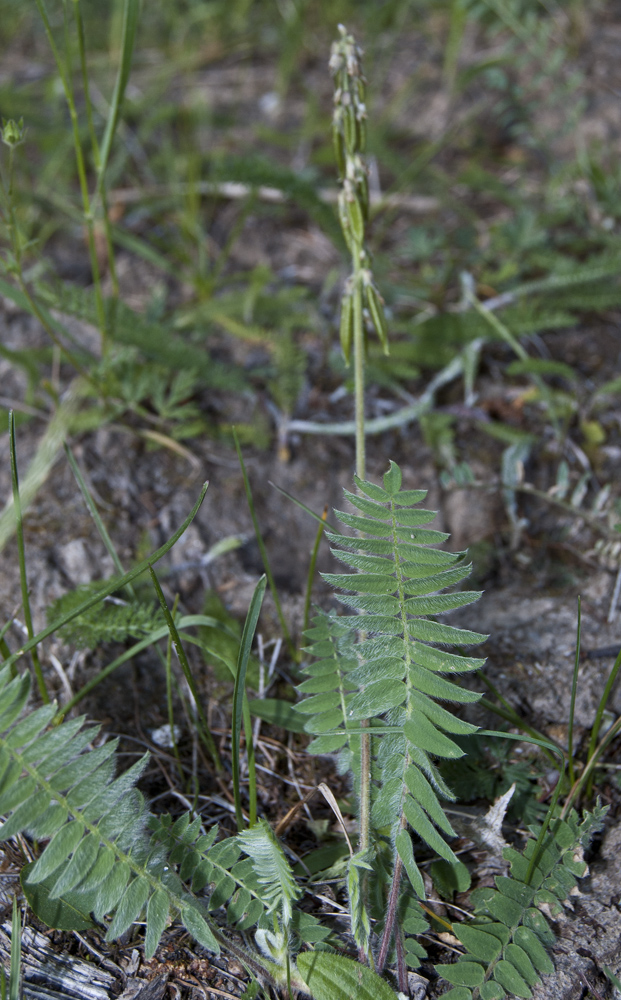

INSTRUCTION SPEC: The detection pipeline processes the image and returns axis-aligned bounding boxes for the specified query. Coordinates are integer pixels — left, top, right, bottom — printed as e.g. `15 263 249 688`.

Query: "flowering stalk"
330 26 391 959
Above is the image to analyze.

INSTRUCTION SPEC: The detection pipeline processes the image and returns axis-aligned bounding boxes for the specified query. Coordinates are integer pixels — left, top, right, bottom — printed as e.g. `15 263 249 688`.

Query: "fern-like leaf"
297 461 487 918
437 804 607 999
237 818 301 928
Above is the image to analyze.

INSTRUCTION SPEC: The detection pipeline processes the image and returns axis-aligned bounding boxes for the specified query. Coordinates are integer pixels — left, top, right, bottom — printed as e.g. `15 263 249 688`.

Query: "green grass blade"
268 481 342 534
64 443 135 599
5 483 209 673
232 575 266 831
567 596 581 786
9 412 48 702
148 565 221 771
303 506 328 635
97 0 139 190
233 430 293 656
9 896 21 1000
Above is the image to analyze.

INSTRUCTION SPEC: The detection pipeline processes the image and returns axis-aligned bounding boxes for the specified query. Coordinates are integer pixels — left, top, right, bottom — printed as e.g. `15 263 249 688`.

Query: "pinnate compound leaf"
383 460 402 493
106 876 150 940
479 983 505 999
513 926 554 975
436 962 485 987
441 990 473 1000
505 943 539 987
21 861 95 931
182 904 219 954
395 829 424 899
145 890 169 960
27 821 85 883
455 923 502 963
49 832 99 898
93 861 130 921
494 959 532 998
296 951 400 1000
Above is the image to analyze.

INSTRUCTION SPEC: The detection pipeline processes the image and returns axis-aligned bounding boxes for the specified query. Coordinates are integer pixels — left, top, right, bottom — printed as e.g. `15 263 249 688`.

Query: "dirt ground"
1 5 621 999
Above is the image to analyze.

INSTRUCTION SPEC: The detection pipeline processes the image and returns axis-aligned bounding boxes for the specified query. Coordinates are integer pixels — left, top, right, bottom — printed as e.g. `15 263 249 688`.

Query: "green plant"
2 14 620 999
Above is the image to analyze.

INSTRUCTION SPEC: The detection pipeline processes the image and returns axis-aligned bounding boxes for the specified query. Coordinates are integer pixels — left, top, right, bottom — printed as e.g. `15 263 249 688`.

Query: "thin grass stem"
232 575 266 830
585 644 621 797
9 412 48 702
148 564 221 771
233 428 294 658
567 596 581 786
302 506 328 635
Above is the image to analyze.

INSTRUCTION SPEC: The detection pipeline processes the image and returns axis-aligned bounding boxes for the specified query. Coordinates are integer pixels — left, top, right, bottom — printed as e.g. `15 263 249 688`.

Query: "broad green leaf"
440 990 472 1000
336 511 395 535
0 675 31 732
296 951 400 1000
27 803 68 841
417 694 479 735
342 491 392 519
513 926 554 974
0 774 36 814
346 680 406 721
20 861 95 931
411 643 485 674
393 488 429 505
405 766 455 836
436 961 485 987
430 858 471 898
49 740 118 792
50 832 99 898
321 572 396 595
405 592 481 615
495 876 534 906
145 890 169 959
294 692 341 715
4 703 57 748
391 508 439 527
336 594 399 615
92 861 130 920
182 904 219 954
353 475 391 501
395 828 425 899
402 563 473 595
208 873 235 910
106 876 150 940
486 892 523 927
304 709 344 734
0 789 51 840
456 924 502 963
494 959 532 998
27 822 85 883
307 733 349 754
408 664 481 703
408 618 487 645
226 887 252 925
480 982 505 999
383 461 402 494
523 908 562 948
348 656 405 685
22 717 87 764
76 845 115 892
403 796 457 863
403 713 463 759
505 944 539 987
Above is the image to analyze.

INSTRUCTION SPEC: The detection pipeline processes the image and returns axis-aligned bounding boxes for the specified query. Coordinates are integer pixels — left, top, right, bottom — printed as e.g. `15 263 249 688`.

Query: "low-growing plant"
0 15 619 1000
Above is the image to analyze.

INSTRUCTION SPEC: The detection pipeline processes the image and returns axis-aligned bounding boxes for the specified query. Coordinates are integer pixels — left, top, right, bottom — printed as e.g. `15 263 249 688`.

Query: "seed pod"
339 292 354 365
343 103 357 154
332 124 346 178
357 169 369 220
355 112 367 154
346 193 365 246
365 282 389 354
338 192 353 251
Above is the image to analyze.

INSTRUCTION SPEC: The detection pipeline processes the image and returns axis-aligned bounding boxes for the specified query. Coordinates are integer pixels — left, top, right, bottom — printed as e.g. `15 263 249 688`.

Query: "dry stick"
108 180 439 213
